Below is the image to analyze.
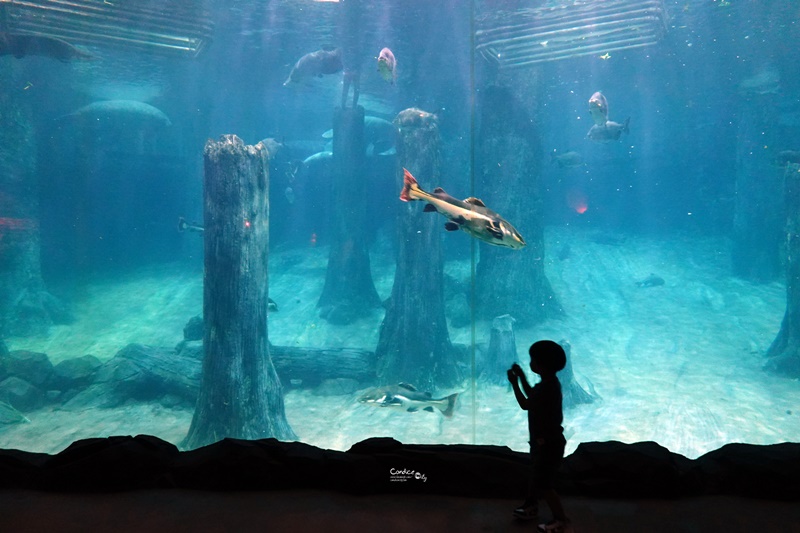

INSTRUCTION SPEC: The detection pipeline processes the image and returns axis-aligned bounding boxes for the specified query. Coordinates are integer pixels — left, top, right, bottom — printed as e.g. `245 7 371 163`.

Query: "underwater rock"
561 440 695 498
6 289 74 337
183 315 204 341
0 400 29 425
5 350 53 388
0 376 44 412
52 355 102 390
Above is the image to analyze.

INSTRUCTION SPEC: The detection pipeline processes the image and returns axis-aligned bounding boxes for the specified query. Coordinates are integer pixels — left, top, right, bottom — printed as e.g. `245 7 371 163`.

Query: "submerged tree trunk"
484 314 517 385
732 100 782 282
375 108 463 391
765 163 800 378
558 339 596 409
317 106 381 325
476 85 561 325
183 135 295 450
0 62 71 336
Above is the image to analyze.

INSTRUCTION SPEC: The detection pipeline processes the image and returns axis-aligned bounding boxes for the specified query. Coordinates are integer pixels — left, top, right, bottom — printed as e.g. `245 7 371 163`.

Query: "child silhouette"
508 340 571 532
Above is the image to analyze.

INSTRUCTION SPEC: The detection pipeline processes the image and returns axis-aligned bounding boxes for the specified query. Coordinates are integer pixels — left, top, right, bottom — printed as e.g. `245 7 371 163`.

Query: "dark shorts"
529 437 566 491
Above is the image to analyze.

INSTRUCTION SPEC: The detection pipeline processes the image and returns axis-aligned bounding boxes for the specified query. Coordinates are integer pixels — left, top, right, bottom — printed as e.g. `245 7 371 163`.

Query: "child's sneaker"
512 503 539 521
537 519 571 532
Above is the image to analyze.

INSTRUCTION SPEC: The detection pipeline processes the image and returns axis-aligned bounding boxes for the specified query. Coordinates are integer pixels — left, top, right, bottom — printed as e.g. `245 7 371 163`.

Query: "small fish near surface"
636 273 665 288
588 91 609 126
283 46 343 86
377 47 397 84
359 383 459 417
399 168 526 250
587 118 630 143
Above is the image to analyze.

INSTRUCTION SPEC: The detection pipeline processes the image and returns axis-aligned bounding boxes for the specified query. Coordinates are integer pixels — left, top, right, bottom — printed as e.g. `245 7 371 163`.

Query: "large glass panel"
0 0 798 458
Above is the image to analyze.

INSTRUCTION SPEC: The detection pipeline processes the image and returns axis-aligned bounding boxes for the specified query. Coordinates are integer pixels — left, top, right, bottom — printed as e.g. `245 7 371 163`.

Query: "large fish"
377 47 397 84
57 100 172 127
588 91 609 126
359 383 459 417
283 47 343 86
0 31 93 62
587 118 630 143
399 168 526 249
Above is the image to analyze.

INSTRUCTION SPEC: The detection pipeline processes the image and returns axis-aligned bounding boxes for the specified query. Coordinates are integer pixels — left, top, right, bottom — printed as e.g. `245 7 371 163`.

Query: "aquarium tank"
0 0 798 459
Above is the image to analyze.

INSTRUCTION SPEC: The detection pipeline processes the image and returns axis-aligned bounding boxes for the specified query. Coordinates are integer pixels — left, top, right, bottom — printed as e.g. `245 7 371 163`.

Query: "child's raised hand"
507 367 516 383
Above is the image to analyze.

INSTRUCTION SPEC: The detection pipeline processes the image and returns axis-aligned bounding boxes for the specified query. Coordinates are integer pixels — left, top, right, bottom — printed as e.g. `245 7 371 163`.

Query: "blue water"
1 0 799 454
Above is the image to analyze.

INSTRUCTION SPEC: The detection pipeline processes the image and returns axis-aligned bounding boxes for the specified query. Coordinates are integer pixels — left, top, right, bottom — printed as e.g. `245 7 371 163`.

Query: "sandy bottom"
2 227 798 458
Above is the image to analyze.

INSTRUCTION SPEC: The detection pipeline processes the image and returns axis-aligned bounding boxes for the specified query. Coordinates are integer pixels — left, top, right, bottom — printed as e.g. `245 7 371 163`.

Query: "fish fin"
444 222 460 231
623 117 631 133
321 129 333 139
433 187 447 194
423 406 435 413
441 393 460 418
423 203 437 213
486 222 504 239
423 392 432 398
406 407 419 413
400 168 419 202
398 383 417 391
464 197 486 207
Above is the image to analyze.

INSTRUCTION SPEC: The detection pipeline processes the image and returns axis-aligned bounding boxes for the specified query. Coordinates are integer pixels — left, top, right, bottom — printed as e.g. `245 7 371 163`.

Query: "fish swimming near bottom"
399 168 526 249
587 118 630 143
358 383 459 417
636 273 665 288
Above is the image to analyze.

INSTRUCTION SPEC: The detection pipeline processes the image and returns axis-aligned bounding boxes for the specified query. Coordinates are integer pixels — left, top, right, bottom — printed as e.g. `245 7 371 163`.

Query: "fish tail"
177 217 187 232
623 117 631 133
440 392 459 418
399 167 422 202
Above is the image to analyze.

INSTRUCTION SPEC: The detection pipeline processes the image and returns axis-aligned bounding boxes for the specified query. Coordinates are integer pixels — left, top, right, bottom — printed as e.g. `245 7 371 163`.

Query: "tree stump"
317 106 381 324
0 63 70 336
375 108 463 391
183 135 295 450
732 100 782 282
476 85 562 325
558 339 596 409
484 314 517 385
765 163 800 377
